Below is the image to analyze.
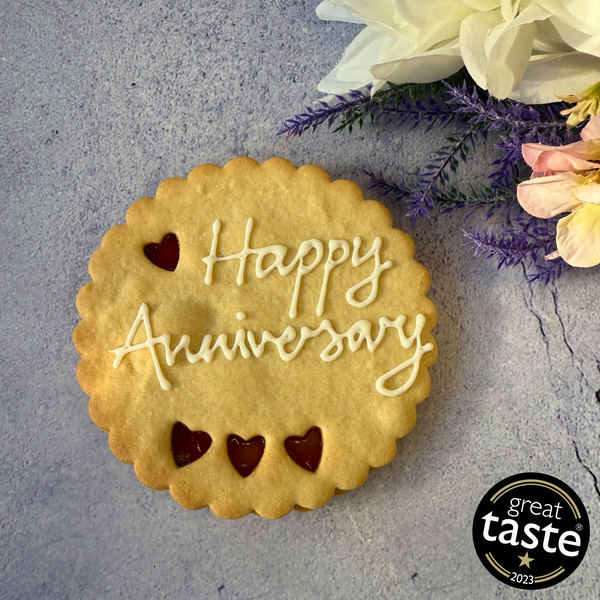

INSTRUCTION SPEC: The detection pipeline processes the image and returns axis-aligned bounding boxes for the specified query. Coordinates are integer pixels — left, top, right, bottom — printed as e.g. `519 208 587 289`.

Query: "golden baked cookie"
74 157 437 518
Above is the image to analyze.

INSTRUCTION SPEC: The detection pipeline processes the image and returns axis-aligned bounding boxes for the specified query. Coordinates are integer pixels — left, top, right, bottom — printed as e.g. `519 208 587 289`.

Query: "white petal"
380 32 419 61
317 26 397 95
370 44 464 84
535 0 600 37
551 17 600 58
394 1 475 51
454 0 500 9
486 3 553 99
318 0 403 39
483 18 511 58
500 0 518 22
338 0 398 31
481 4 548 62
532 19 573 54
487 25 535 98
460 9 504 90
316 1 363 23
509 51 600 104
394 0 474 28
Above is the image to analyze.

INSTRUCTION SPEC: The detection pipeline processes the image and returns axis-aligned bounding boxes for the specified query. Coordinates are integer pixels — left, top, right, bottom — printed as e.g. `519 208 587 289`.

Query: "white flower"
316 0 600 104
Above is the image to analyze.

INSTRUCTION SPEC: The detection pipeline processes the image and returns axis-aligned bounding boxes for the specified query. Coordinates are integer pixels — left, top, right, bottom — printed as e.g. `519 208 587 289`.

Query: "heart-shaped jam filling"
144 233 180 271
171 422 212 467
285 427 322 472
227 434 265 477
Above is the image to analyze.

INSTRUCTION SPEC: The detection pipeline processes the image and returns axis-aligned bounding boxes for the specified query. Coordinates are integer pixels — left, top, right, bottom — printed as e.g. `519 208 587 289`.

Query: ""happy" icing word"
203 219 393 318
111 303 434 397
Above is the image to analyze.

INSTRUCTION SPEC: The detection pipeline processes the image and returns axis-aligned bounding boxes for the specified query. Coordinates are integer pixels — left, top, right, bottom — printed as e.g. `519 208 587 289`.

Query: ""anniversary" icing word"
111 303 434 397
203 219 393 318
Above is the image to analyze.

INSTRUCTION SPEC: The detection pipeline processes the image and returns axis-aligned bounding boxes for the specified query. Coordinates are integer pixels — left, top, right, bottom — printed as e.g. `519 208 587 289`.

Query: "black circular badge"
473 472 589 590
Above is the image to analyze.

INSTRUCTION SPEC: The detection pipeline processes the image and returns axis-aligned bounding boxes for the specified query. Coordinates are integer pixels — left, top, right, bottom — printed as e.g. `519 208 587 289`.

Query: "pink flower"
522 116 600 176
517 115 600 268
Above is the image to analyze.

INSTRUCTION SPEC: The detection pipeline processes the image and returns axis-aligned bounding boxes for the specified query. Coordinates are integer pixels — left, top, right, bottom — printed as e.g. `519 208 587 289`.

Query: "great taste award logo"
473 473 589 590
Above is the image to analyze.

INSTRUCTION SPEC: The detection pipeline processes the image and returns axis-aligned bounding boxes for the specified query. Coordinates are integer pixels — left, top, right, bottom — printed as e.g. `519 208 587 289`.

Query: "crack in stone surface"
551 285 587 395
522 267 600 502
595 360 600 404
520 264 550 358
521 266 592 396
572 440 600 501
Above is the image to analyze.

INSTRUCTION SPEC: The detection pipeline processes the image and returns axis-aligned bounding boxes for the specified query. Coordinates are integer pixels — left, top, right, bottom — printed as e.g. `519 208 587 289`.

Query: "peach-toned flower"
522 114 600 176
518 115 600 267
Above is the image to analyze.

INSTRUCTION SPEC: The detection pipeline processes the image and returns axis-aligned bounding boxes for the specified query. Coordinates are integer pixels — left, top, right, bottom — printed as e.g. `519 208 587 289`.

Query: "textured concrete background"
2 1 600 598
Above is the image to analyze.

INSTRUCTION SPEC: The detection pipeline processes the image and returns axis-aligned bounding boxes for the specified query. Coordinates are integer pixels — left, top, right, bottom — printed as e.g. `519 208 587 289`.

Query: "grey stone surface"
1 0 599 598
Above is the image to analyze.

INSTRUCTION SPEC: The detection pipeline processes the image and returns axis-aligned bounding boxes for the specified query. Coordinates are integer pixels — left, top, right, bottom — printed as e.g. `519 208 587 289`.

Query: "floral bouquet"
279 0 600 282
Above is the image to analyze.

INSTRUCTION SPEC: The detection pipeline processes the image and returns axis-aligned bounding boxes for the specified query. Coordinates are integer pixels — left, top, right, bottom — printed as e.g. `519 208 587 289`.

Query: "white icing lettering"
347 237 393 308
202 219 392 317
202 218 324 318
317 240 350 317
111 303 434 397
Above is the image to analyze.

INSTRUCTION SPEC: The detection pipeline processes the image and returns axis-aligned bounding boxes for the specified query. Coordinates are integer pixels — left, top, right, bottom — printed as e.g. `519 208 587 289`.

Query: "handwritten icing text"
111 303 434 397
202 219 392 318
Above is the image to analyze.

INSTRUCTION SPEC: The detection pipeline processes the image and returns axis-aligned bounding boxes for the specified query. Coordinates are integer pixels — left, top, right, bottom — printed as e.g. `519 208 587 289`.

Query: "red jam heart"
171 422 212 468
227 434 265 477
284 427 322 472
144 233 180 271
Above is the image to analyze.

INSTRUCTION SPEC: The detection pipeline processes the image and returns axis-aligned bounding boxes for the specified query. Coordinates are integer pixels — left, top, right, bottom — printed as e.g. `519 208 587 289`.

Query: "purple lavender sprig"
444 82 567 132
463 224 556 269
528 260 571 284
354 97 455 132
277 89 372 140
464 224 569 282
444 82 581 186
407 123 481 226
365 167 518 217
278 87 456 139
363 170 411 201
491 127 579 186
362 81 578 232
462 212 572 282
279 71 577 283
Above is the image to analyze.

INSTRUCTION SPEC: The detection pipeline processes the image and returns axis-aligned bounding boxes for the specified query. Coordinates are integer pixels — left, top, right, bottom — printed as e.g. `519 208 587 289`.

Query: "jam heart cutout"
284 427 322 472
227 434 265 477
144 233 180 271
171 422 212 468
